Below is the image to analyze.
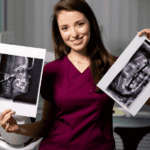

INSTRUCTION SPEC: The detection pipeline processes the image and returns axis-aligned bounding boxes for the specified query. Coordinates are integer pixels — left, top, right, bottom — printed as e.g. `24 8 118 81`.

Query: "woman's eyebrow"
59 24 67 28
59 20 85 27
75 20 85 23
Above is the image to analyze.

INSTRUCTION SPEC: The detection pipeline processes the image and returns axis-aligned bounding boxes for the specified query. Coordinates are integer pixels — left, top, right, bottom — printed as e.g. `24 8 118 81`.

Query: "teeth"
78 37 83 40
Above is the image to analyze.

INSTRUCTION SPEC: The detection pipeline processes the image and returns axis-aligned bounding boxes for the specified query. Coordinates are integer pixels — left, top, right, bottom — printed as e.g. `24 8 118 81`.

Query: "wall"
85 0 139 56
3 0 35 47
34 0 59 51
5 0 150 55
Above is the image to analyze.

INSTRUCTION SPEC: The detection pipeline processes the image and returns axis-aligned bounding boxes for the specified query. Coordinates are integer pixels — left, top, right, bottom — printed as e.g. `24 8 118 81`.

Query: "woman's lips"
71 37 83 45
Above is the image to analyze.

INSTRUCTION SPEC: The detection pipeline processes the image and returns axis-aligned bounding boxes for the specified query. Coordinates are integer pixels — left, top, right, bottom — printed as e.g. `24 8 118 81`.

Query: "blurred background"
0 0 150 149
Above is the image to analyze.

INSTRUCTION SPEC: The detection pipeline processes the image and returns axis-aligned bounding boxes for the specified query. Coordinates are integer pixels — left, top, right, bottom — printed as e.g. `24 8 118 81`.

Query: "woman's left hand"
138 29 150 40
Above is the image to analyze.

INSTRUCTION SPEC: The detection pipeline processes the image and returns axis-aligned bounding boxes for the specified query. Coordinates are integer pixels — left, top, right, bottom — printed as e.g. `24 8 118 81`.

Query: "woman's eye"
62 27 67 31
78 23 84 26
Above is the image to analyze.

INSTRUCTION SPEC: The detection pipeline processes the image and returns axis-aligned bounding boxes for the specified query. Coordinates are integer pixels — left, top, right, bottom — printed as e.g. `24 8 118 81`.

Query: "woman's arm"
15 100 54 139
145 98 150 106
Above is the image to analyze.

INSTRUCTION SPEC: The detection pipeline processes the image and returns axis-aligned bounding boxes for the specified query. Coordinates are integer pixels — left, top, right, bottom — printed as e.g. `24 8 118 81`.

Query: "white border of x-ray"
0 43 46 118
97 34 150 116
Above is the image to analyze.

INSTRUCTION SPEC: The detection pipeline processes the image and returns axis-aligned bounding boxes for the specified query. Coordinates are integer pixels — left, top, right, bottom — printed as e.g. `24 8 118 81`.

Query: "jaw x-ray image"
0 54 43 105
107 40 150 108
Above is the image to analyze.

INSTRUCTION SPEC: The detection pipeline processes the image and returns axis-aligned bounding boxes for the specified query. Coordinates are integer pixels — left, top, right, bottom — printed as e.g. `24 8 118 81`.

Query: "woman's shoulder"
43 56 66 73
44 58 60 67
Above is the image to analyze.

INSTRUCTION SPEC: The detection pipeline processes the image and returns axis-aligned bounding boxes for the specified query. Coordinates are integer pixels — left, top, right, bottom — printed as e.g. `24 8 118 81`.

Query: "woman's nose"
70 27 78 38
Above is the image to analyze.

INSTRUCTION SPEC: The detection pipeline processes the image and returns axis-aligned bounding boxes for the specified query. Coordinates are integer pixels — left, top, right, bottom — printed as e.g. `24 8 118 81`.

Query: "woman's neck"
68 49 90 64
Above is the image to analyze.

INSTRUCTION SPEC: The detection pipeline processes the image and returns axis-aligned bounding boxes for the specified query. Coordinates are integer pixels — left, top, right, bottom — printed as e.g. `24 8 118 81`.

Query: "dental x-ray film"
97 34 150 116
0 43 46 118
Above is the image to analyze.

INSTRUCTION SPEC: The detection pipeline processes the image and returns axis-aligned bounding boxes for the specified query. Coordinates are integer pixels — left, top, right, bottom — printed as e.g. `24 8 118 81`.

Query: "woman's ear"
145 98 150 106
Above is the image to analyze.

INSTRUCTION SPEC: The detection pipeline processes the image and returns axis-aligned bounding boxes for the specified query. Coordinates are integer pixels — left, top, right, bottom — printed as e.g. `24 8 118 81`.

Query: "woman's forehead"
57 10 88 25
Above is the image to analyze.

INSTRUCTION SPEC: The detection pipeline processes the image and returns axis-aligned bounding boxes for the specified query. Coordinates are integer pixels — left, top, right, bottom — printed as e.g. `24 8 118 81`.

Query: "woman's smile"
71 37 83 45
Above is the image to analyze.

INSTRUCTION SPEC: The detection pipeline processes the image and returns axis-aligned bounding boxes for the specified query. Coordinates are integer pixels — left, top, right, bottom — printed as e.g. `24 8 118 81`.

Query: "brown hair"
52 0 116 92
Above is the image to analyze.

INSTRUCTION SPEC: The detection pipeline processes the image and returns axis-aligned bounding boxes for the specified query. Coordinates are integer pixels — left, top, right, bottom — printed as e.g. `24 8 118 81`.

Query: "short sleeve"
40 60 59 101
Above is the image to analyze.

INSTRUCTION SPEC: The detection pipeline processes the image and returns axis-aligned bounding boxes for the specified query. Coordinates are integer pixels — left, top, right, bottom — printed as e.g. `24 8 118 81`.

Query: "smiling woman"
39 0 117 149
0 0 150 150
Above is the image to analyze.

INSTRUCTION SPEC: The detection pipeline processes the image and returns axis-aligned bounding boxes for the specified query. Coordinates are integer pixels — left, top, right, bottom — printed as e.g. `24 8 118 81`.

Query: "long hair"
52 0 116 92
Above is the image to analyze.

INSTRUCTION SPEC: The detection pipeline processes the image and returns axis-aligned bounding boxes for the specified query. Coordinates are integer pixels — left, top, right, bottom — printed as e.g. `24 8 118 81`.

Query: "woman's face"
57 10 90 52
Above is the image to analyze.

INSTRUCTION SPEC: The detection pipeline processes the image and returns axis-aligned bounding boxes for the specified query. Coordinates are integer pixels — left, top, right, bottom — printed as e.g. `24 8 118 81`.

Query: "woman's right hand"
0 109 20 133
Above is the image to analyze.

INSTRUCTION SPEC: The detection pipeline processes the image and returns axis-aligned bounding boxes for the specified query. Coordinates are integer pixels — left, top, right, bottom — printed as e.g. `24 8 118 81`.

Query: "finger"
5 123 9 132
145 29 150 33
138 29 146 36
1 113 12 127
138 29 150 36
142 29 149 33
1 110 15 128
0 109 12 119
2 111 15 122
5 123 13 133
9 111 16 116
0 121 7 128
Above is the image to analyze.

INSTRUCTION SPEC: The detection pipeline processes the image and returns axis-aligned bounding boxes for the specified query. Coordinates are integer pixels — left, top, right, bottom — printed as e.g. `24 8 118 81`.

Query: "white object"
0 137 43 150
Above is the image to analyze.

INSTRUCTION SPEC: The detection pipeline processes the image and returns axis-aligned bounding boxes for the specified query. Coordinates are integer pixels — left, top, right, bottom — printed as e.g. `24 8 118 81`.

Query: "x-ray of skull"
0 54 34 99
107 40 150 108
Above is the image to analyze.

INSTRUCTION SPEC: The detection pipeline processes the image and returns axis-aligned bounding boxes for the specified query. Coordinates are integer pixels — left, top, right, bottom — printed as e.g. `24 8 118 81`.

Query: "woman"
0 0 150 149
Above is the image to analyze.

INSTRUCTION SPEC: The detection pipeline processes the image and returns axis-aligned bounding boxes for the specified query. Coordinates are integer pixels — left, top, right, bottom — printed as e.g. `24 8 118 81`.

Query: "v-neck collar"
66 55 90 74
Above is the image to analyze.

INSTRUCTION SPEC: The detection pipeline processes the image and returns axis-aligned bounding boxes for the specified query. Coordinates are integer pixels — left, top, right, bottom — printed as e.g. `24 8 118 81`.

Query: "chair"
0 136 43 150
114 126 150 150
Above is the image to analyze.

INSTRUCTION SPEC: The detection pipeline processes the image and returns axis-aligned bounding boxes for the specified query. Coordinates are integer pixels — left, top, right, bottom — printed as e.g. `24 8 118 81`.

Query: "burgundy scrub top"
39 55 116 150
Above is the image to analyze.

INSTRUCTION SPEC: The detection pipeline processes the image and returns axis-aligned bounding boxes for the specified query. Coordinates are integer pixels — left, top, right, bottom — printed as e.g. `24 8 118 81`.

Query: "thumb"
5 123 10 132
